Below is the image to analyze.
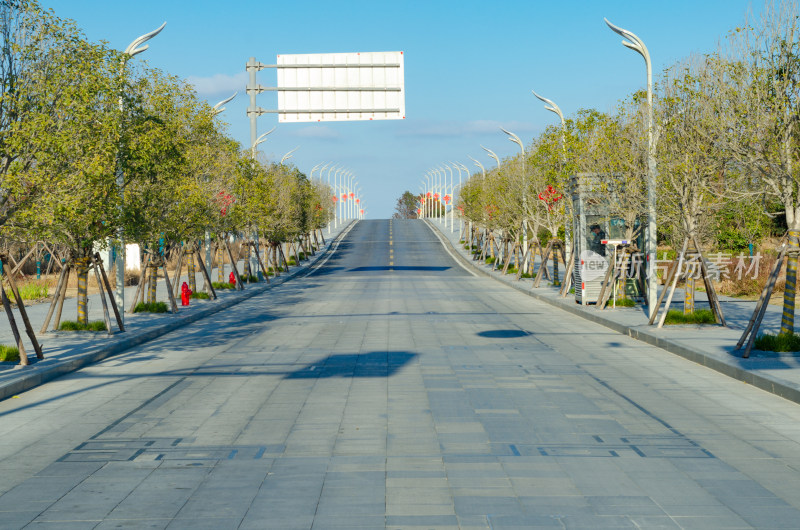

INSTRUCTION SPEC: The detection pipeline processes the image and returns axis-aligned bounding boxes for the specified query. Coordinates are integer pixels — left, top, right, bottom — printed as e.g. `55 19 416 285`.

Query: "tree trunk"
780 229 799 334
217 244 225 283
187 250 197 292
76 257 90 326
148 263 158 304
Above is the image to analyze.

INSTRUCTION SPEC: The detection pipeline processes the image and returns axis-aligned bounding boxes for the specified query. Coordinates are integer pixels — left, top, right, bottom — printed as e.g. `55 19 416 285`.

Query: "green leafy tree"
393 190 418 219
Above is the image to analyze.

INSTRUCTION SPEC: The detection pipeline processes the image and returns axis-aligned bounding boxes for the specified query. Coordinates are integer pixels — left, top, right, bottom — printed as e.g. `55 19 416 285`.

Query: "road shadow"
477 330 532 339
285 351 418 379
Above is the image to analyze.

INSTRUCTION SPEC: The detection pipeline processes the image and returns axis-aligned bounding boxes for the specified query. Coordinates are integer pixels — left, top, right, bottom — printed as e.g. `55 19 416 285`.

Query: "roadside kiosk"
569 174 645 305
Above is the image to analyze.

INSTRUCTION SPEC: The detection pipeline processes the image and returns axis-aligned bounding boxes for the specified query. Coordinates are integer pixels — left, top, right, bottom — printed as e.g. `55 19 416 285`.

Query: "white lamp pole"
207 92 237 277
532 90 571 268
116 22 166 321
605 18 656 319
501 128 528 273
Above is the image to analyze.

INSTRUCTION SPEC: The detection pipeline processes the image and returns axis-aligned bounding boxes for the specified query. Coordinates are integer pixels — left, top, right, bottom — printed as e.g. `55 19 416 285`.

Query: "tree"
393 190 418 219
721 0 800 333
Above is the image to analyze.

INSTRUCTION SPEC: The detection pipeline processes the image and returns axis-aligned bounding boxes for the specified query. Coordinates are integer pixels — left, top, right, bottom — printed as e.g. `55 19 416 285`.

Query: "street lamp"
605 17 657 319
281 146 299 164
212 92 237 116
115 21 166 322
501 128 528 273
468 156 486 179
443 163 455 232
205 92 238 276
532 90 571 268
481 145 500 168
251 126 276 159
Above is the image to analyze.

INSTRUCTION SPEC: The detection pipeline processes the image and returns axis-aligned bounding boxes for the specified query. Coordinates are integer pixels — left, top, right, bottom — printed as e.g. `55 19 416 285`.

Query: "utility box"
570 174 645 305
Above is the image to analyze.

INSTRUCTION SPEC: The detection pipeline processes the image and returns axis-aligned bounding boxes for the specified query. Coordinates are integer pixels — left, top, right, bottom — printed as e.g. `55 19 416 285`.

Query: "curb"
426 220 800 406
0 223 356 402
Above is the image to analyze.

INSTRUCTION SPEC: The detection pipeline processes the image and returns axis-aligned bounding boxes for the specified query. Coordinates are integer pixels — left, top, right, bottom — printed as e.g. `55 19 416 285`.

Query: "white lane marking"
425 221 480 278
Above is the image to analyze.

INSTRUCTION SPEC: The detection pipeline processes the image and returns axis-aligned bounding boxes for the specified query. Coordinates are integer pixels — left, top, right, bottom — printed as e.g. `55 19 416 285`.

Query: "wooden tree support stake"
533 241 555 288
225 242 245 290
90 260 113 336
194 251 217 299
40 262 69 333
171 247 185 300
2 255 43 361
129 254 151 313
252 242 270 284
94 254 124 332
737 241 789 358
1 286 27 365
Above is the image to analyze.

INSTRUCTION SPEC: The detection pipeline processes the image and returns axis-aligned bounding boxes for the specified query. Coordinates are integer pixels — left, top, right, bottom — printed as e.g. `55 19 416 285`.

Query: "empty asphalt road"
2 219 800 529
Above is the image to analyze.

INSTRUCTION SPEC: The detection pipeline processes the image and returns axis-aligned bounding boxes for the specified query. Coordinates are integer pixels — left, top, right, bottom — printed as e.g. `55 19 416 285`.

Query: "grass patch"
520 272 532 279
663 309 716 325
754 332 800 352
59 320 107 331
239 274 260 283
7 280 49 301
0 344 19 362
287 259 297 266
133 301 169 313
485 257 496 265
507 266 518 274
605 297 636 308
190 292 210 300
212 281 235 290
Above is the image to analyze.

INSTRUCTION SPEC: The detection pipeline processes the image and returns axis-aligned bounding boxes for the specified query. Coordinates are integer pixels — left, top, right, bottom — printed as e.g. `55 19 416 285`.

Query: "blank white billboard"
277 51 405 123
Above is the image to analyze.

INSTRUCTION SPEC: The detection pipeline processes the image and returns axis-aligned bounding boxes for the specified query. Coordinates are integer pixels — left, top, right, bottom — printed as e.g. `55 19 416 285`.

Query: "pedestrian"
590 224 606 256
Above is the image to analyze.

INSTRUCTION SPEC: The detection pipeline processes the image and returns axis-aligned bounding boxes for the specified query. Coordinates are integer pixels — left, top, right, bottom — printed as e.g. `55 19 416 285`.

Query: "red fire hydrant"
181 282 192 306
229 271 236 287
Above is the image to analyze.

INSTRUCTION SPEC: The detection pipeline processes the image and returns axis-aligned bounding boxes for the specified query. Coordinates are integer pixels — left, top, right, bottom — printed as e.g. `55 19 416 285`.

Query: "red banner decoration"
434 193 440 200
538 185 562 211
341 194 347 202
332 195 338 202
217 191 235 217
356 198 360 204
444 194 451 204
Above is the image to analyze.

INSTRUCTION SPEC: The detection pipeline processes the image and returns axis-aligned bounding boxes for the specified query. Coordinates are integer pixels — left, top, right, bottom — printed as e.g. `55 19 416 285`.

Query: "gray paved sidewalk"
427 218 800 404
0 224 353 401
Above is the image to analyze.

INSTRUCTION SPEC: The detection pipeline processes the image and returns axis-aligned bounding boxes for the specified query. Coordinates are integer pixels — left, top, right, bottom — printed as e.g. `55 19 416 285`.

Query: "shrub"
190 292 210 300
0 345 20 362
485 257 496 265
754 332 800 352
133 302 169 313
239 274 260 283
520 272 532 279
212 281 235 290
663 309 716 325
605 297 636 308
59 320 107 331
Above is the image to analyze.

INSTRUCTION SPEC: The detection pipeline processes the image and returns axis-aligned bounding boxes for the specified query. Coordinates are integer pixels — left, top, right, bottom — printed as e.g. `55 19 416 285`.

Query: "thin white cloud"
399 119 537 138
187 72 247 96
288 126 341 140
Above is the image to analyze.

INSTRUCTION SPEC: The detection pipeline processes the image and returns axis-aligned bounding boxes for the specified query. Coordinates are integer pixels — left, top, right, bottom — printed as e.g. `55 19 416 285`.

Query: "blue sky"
47 0 758 218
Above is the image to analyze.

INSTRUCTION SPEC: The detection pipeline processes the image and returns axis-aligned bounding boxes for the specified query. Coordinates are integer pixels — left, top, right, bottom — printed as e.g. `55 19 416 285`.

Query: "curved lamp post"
115 22 166 322
281 146 299 164
501 128 529 273
212 92 237 116
251 126 276 159
481 145 500 169
605 17 656 319
532 90 571 267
